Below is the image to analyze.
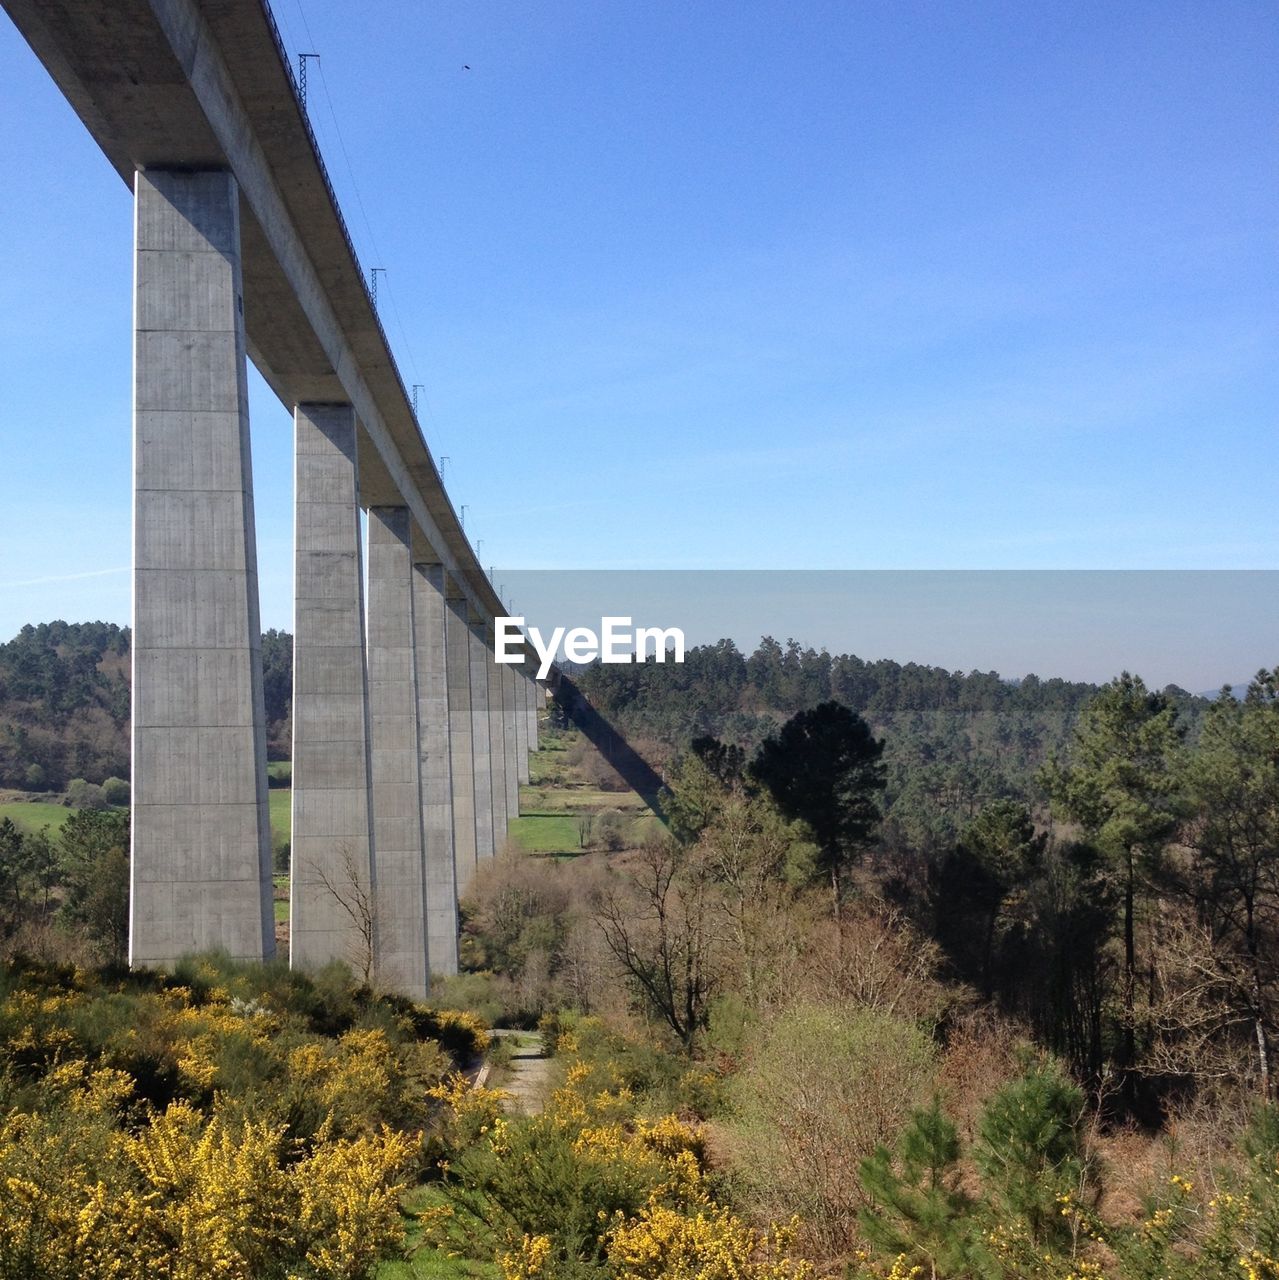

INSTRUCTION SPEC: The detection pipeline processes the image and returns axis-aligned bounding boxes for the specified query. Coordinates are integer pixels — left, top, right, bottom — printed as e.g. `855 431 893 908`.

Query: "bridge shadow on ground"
546 670 666 815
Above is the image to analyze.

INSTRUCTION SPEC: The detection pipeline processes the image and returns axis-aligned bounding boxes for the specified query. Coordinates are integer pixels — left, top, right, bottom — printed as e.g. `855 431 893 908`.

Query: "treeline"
0 621 129 790
572 636 1211 855
664 671 1279 1111
0 623 294 790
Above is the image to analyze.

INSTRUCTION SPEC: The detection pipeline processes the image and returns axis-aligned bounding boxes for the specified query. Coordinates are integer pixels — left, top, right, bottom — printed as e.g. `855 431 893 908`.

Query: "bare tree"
592 839 721 1048
309 844 378 988
696 792 798 1010
1129 901 1258 1089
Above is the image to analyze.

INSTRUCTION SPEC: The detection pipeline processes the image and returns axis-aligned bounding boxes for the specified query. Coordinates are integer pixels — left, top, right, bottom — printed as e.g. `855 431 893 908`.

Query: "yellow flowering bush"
419 1024 808 1280
0 957 461 1278
608 1198 813 1280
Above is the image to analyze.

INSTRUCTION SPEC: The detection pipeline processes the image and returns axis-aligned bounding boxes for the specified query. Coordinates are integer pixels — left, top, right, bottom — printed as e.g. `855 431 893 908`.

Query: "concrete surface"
468 619 495 862
445 592 478 896
413 562 459 978
289 402 375 976
366 507 428 1000
130 167 274 968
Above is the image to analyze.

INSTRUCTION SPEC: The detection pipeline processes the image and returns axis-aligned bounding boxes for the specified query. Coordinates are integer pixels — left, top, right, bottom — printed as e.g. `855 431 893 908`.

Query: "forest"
0 622 292 791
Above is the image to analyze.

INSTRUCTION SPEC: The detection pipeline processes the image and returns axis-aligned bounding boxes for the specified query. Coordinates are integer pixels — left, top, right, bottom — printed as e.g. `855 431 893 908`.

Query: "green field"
519 785 648 814
0 801 74 834
268 788 291 844
505 813 586 854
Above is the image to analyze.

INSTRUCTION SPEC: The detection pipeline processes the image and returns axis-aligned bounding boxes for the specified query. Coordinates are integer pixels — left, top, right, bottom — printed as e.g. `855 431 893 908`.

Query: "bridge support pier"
486 640 509 854
413 563 459 978
503 663 521 810
289 402 375 976
515 665 530 786
446 592 478 895
526 673 540 751
367 507 429 999
130 167 273 967
468 616 496 861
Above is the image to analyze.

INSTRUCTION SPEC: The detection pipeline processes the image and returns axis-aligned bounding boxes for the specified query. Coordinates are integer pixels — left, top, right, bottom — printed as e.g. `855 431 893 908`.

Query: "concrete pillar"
413 562 458 978
527 671 540 751
503 662 521 815
366 507 428 1000
514 664 530 787
486 641 509 854
290 403 375 977
130 168 273 967
468 618 495 861
445 593 478 895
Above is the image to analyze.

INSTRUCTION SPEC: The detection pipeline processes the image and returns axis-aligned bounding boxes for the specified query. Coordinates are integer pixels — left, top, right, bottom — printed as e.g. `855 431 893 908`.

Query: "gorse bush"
417 1018 808 1280
0 955 475 1278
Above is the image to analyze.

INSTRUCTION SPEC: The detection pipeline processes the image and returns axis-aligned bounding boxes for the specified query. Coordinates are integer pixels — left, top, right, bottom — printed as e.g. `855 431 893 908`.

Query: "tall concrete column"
526 671 540 751
131 168 273 967
445 592 478 895
514 664 530 786
413 562 458 978
486 642 509 854
290 403 375 976
366 507 428 1000
468 618 495 861
503 663 521 815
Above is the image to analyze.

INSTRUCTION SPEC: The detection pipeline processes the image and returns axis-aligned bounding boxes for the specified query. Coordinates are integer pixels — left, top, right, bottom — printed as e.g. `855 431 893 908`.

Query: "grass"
378 1246 498 1279
380 1186 500 1279
272 872 288 924
519 785 647 814
268 788 291 844
506 814 586 854
0 801 73 834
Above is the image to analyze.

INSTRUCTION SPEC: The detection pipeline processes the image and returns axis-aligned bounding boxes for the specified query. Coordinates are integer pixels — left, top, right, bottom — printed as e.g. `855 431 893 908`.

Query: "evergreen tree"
974 1063 1087 1246
859 1099 982 1277
1044 673 1185 1070
1183 667 1279 1099
750 701 886 913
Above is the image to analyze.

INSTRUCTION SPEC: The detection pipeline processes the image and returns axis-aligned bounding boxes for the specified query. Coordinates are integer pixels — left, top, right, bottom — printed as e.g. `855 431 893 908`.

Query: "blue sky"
0 1 1275 673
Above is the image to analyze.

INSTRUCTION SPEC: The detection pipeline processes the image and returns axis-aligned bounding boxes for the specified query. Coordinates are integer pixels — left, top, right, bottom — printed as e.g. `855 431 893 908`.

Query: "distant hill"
0 623 292 793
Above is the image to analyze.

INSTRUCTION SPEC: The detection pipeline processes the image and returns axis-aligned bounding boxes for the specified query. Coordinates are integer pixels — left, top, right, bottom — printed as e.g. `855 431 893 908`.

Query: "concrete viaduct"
3 0 543 999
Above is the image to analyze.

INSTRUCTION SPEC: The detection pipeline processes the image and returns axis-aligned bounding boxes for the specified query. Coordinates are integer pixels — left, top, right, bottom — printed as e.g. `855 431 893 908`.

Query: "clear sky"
0 1 1274 677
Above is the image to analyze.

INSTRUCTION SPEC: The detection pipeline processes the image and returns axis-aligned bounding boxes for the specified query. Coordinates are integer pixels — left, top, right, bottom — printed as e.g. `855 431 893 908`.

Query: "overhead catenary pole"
297 52 319 108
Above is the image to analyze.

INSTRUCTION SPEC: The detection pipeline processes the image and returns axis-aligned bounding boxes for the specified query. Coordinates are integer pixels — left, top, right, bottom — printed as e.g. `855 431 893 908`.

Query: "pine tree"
974 1063 1086 1246
858 1099 982 1278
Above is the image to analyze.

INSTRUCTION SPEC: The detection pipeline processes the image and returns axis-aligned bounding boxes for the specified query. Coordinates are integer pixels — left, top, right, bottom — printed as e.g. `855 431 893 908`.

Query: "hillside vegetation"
0 623 292 796
3 621 1277 1279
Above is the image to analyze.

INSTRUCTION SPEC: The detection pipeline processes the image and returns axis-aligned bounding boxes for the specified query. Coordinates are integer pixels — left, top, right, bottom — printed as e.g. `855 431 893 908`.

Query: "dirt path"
489 1030 551 1115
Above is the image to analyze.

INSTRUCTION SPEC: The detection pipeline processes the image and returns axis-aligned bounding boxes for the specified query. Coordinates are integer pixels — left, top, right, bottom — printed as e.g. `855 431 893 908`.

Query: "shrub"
100 776 130 806
421 1029 801 1280
728 1003 937 1256
64 778 107 810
